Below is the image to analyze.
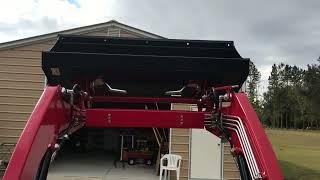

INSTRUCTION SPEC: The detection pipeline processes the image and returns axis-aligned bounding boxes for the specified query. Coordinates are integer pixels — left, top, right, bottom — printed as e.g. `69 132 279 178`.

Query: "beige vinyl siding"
0 87 43 98
86 28 145 38
0 72 43 82
0 128 23 137
0 119 27 128
81 27 145 38
83 29 108 36
81 26 120 37
0 80 43 89
13 42 54 51
170 129 190 180
223 144 241 180
0 136 20 144
170 103 193 180
0 44 45 144
107 26 121 37
0 50 42 59
85 32 109 36
0 57 42 66
120 29 144 38
0 104 34 112
0 63 42 74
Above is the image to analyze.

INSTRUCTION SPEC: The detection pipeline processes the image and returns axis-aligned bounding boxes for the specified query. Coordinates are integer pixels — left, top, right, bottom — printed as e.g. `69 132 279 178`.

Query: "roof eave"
0 20 165 50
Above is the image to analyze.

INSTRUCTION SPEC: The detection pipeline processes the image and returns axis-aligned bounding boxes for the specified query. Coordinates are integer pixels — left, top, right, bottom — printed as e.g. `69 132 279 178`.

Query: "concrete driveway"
47 151 158 180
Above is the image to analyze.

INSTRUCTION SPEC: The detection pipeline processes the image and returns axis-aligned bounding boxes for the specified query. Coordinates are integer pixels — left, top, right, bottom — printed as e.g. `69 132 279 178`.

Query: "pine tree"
246 61 262 117
266 64 280 128
247 61 261 104
261 58 319 129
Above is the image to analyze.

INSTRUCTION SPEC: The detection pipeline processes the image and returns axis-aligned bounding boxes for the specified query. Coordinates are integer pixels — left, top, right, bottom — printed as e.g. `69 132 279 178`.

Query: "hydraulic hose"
238 154 251 180
34 149 52 180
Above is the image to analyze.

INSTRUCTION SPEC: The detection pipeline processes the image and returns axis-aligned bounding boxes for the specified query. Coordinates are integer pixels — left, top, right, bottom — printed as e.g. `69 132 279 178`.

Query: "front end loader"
3 35 283 180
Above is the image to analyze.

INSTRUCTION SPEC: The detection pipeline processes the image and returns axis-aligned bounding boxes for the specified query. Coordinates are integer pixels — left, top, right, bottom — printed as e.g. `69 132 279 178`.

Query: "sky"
0 0 319 93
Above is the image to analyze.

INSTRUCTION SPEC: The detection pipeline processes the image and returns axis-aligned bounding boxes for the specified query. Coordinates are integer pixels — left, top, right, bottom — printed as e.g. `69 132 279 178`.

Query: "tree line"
246 57 320 129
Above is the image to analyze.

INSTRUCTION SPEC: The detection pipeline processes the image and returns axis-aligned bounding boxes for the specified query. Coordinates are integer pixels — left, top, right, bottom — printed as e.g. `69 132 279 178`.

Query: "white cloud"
259 64 272 82
258 64 272 94
0 0 119 42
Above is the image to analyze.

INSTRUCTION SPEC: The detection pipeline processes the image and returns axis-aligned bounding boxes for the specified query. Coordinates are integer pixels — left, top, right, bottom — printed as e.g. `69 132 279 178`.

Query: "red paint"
3 86 73 180
122 151 153 162
213 85 238 91
4 86 282 180
92 96 200 104
224 93 283 180
86 109 204 128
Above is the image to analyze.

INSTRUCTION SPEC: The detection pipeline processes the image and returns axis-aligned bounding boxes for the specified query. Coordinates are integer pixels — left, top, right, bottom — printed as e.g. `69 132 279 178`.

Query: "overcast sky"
0 0 319 92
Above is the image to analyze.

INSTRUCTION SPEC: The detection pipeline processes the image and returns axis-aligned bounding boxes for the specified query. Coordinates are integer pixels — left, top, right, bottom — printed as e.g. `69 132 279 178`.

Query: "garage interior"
47 127 169 180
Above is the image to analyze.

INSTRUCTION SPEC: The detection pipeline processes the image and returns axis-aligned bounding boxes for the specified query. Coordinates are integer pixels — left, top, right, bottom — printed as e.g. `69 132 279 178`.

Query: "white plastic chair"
160 154 182 180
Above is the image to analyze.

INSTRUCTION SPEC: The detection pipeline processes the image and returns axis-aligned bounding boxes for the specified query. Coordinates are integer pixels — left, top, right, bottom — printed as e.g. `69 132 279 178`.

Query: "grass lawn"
266 129 320 180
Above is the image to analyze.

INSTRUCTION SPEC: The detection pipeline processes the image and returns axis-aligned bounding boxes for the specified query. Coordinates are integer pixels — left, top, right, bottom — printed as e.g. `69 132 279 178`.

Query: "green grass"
266 129 320 180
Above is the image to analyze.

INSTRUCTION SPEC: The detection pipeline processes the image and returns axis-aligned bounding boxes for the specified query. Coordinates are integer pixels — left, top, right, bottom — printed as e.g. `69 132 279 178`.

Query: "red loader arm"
2 86 79 180
218 93 283 180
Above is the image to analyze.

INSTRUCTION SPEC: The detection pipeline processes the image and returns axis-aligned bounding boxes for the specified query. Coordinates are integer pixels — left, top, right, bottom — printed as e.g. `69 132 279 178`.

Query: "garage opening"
48 127 169 180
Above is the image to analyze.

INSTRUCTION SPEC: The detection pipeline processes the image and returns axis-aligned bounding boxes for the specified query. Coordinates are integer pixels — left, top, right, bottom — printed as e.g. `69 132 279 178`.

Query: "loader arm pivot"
3 35 283 180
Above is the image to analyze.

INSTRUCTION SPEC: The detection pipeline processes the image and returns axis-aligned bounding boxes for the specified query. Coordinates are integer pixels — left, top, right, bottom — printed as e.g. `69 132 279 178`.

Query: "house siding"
223 143 241 180
170 103 193 180
170 129 190 180
0 42 48 144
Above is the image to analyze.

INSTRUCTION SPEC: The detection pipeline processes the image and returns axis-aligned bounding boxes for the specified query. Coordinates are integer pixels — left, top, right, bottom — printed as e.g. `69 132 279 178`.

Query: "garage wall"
83 25 144 38
170 103 192 180
0 25 149 145
0 41 53 144
223 144 241 179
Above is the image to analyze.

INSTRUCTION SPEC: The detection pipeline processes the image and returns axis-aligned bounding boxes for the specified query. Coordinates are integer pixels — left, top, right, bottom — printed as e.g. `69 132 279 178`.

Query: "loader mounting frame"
3 85 283 180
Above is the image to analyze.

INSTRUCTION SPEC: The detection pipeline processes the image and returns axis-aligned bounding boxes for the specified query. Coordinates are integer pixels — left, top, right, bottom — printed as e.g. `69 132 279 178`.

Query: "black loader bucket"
42 35 249 97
